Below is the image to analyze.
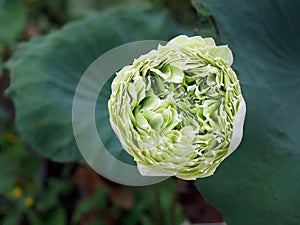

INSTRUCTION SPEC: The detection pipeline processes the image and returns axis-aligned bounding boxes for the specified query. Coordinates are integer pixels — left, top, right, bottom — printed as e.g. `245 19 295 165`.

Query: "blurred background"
0 0 221 224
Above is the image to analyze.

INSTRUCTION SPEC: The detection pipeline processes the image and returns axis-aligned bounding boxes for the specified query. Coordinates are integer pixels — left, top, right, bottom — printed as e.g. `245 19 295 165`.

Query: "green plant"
71 178 184 225
0 131 74 225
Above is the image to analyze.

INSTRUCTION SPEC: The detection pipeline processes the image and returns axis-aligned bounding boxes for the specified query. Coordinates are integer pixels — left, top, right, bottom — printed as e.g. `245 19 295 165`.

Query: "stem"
170 178 177 225
153 183 162 225
176 179 223 223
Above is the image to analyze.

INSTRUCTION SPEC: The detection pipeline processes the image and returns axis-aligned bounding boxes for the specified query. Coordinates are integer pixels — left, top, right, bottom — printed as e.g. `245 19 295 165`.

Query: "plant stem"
153 183 162 225
170 178 177 225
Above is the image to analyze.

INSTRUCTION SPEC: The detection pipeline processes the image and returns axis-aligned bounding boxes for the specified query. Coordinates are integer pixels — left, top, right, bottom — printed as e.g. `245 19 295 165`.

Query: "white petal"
226 96 246 157
137 163 173 177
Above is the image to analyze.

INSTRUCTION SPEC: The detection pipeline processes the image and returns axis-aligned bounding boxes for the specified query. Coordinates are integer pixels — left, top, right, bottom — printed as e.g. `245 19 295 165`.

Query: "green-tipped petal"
108 35 246 180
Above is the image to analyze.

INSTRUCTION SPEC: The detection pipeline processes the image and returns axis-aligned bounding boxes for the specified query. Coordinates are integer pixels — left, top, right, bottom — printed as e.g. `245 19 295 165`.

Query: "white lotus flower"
108 35 246 180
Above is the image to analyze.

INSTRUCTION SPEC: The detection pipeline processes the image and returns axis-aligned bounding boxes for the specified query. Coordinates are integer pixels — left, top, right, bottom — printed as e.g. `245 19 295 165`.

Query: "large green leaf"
194 0 300 224
7 7 191 162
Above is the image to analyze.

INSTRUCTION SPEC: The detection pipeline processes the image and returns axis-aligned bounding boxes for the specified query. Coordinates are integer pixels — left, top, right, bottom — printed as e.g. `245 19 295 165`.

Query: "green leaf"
26 205 67 225
71 187 108 224
2 207 23 225
26 210 43 225
7 7 191 162
0 0 27 44
36 178 73 211
194 0 300 224
45 206 67 225
26 206 67 225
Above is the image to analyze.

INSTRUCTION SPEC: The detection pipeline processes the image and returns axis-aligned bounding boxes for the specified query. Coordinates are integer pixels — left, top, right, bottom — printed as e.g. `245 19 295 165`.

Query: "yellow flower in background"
11 186 23 199
3 132 18 144
25 197 35 208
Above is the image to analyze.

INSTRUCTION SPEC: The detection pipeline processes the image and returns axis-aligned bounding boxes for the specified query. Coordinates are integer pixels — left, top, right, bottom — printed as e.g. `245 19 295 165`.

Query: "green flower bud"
108 35 246 180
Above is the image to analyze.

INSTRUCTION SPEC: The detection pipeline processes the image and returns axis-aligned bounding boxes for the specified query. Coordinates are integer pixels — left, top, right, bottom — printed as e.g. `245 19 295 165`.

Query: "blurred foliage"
0 0 27 45
0 128 74 225
0 127 184 224
70 178 184 225
0 0 210 224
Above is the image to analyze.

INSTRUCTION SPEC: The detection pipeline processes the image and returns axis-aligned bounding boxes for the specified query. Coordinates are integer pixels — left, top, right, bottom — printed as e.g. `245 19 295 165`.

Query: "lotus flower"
108 35 246 180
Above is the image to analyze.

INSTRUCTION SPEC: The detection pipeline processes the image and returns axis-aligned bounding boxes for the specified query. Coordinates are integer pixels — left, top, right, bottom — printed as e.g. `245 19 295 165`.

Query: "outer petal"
137 163 174 176
227 97 246 157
